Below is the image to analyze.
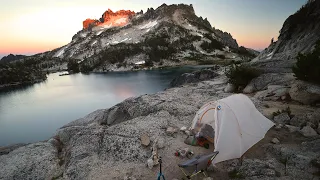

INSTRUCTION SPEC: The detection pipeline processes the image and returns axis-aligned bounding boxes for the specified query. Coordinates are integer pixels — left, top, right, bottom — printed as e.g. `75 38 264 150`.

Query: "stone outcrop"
0 142 61 180
300 126 318 137
83 19 98 29
289 80 320 105
290 110 320 128
224 83 236 93
274 113 290 124
243 73 295 94
170 69 219 87
254 85 290 101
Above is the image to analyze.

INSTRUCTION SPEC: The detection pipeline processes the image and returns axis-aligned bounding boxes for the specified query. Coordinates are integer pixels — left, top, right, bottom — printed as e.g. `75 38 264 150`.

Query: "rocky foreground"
0 68 320 180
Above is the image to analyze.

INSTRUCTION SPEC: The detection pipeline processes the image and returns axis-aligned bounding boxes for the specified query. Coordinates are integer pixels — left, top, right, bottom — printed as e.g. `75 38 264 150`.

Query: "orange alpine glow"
83 9 135 29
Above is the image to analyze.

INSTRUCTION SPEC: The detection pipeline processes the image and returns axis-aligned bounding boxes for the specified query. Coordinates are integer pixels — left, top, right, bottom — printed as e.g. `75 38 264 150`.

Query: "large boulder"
289 80 320 105
254 85 290 101
224 83 236 93
273 113 290 124
243 73 295 94
300 126 318 137
290 110 320 128
170 69 218 87
285 125 299 133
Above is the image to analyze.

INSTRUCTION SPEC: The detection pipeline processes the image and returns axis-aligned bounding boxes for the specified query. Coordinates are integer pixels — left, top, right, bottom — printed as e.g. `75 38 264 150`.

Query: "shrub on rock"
292 40 320 85
67 59 80 73
226 64 261 91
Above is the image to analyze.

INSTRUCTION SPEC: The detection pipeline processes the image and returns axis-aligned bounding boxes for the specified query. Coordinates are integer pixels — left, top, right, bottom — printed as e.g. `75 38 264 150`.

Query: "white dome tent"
191 94 274 164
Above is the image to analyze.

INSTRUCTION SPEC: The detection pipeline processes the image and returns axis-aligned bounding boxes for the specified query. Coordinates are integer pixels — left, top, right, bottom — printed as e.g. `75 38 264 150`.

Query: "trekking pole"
157 156 165 180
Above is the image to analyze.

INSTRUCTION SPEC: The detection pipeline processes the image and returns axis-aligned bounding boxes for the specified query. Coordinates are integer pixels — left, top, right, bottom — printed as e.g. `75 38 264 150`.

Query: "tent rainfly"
191 94 274 165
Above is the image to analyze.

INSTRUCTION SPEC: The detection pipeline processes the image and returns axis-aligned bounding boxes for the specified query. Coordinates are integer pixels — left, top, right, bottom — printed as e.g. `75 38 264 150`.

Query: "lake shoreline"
0 66 212 146
0 78 46 91
0 62 209 92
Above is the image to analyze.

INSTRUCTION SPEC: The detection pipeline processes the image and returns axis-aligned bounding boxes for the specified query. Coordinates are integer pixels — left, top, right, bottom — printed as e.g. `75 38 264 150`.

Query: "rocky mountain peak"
156 3 195 15
83 9 135 29
38 3 250 73
0 54 26 63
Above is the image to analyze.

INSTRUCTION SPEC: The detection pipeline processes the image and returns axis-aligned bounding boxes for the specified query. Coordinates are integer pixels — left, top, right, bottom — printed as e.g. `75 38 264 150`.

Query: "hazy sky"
0 0 306 57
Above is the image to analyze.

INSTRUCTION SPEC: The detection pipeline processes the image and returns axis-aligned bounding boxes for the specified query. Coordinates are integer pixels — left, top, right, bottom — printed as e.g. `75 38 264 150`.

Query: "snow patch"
80 33 87 38
124 33 128 35
135 14 142 19
135 61 145 65
91 40 97 46
120 38 129 43
267 52 273 57
77 59 85 63
140 21 158 29
197 33 204 37
184 22 208 35
96 31 103 36
54 46 67 57
112 41 119 44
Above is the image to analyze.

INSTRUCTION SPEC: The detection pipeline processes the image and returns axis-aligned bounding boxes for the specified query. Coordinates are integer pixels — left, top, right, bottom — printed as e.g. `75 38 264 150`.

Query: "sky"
0 0 307 57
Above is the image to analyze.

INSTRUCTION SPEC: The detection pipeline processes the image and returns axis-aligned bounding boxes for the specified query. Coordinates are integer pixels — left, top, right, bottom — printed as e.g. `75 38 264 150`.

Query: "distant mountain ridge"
3 4 257 73
0 54 27 63
250 0 320 72
26 3 254 72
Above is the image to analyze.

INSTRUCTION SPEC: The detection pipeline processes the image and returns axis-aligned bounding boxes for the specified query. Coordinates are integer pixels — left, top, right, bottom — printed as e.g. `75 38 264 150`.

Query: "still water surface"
0 66 210 146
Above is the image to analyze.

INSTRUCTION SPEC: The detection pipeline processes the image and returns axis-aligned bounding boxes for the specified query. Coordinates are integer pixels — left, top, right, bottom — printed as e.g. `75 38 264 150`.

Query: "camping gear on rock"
190 94 274 164
157 157 165 180
175 148 194 158
178 151 219 179
184 135 198 146
187 151 194 159
196 137 210 149
195 124 215 143
184 135 210 149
